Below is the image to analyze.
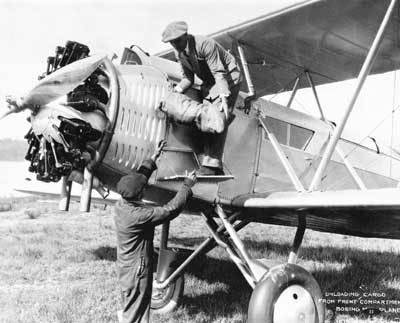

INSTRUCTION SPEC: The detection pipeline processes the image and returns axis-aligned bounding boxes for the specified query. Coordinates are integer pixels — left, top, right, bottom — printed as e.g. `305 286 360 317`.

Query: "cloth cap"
162 21 188 43
117 173 147 199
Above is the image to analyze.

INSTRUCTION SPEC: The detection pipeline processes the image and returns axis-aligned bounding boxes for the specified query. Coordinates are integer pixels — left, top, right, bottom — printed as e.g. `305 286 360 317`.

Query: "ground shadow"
88 237 400 321
168 236 400 321
92 246 117 261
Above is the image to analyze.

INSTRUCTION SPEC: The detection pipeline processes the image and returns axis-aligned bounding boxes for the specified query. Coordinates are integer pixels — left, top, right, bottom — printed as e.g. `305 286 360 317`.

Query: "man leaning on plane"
161 21 242 176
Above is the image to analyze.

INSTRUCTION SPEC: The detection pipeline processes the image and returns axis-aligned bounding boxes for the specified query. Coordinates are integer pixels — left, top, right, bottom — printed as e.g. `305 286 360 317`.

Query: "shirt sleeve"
200 38 230 97
137 182 193 227
137 158 157 180
178 61 194 92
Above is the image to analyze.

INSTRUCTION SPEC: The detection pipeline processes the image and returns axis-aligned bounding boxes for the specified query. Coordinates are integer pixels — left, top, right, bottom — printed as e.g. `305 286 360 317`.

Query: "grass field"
1 197 400 323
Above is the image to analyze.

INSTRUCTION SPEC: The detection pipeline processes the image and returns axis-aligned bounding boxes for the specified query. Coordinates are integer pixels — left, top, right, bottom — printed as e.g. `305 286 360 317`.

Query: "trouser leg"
202 84 241 169
162 92 201 123
121 272 152 323
202 130 227 168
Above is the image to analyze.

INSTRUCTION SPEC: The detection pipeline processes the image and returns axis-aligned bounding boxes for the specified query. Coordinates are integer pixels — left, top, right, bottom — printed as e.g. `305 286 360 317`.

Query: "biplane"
4 0 400 322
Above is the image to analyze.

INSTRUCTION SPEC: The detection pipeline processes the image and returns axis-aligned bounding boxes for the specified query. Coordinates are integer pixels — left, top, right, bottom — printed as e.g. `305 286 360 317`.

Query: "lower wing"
14 189 118 207
233 188 400 239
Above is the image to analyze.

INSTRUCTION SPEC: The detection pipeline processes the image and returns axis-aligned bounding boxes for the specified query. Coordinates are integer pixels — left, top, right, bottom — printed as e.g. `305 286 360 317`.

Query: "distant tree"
0 139 28 161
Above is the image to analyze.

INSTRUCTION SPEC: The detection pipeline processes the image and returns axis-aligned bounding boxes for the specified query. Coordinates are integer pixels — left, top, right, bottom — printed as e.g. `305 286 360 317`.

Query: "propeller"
1 54 107 120
1 97 24 120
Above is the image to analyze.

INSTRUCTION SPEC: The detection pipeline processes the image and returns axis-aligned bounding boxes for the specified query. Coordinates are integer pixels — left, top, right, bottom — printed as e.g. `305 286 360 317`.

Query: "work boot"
196 165 224 176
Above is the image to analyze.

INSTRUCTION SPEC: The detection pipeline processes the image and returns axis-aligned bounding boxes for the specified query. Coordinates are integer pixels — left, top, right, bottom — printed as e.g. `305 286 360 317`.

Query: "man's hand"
151 140 167 162
183 170 197 188
173 84 184 94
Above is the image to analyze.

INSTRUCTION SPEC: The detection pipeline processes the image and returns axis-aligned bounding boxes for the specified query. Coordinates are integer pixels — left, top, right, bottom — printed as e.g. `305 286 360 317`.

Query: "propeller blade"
0 106 21 120
23 54 107 107
0 107 17 120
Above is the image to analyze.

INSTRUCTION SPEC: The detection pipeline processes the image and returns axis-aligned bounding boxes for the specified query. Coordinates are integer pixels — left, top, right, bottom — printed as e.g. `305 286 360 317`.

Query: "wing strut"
154 211 251 289
335 145 367 190
286 71 326 121
237 43 256 111
309 0 399 191
305 71 325 121
286 75 301 109
258 117 305 192
288 214 306 264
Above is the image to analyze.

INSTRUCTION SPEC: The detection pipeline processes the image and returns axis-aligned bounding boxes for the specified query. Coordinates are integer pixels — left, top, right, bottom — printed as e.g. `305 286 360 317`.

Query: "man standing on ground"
114 140 197 323
161 21 242 176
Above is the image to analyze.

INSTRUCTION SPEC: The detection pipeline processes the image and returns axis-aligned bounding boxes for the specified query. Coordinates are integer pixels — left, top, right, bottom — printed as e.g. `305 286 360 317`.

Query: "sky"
1 0 400 151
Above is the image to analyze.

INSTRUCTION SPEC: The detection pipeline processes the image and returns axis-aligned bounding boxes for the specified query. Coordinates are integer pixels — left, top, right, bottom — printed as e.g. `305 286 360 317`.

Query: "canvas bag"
162 92 225 134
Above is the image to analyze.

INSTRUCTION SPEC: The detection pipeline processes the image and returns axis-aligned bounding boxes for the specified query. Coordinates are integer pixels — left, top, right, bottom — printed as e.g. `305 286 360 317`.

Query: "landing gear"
247 264 325 323
151 223 185 314
151 207 325 322
151 272 184 314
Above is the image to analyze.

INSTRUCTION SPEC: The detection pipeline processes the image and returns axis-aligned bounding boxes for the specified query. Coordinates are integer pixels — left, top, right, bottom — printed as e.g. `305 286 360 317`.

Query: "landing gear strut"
247 214 324 322
151 223 184 314
151 207 325 322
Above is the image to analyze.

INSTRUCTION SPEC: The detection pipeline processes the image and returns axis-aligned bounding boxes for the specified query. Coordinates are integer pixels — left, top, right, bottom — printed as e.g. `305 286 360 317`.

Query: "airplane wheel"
150 249 184 314
248 264 325 323
151 272 184 314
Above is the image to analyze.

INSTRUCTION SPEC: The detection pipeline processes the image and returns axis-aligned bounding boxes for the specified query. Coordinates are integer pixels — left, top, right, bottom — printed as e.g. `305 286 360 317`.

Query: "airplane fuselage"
93 50 399 208
23 47 400 225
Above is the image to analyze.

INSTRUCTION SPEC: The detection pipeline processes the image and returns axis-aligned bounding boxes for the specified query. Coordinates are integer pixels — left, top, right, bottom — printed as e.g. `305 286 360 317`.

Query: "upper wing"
158 0 400 97
233 188 400 239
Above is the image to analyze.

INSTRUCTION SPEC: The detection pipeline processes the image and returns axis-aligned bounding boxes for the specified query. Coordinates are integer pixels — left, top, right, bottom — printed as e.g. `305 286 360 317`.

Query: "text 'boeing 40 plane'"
4 0 400 322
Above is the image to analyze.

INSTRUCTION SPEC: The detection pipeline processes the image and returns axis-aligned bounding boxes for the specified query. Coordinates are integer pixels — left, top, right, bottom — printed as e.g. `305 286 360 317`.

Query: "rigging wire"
326 145 400 190
390 70 397 176
334 104 400 159
294 98 312 115
322 103 400 187
265 72 317 117
266 72 305 102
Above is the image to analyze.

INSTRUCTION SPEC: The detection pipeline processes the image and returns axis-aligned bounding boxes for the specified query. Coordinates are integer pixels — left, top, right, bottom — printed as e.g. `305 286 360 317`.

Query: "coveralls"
114 159 193 323
174 34 242 169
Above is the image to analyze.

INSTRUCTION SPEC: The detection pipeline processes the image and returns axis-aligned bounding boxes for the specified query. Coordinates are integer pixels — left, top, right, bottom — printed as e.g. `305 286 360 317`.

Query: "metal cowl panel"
95 57 120 164
102 64 170 174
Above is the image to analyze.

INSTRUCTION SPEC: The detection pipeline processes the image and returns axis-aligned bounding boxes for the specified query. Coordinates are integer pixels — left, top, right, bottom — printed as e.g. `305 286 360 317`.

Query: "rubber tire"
150 250 184 314
248 263 325 323
151 273 184 314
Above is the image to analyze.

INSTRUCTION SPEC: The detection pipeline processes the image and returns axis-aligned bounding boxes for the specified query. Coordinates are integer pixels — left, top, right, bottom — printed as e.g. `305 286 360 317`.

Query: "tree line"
0 139 28 161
